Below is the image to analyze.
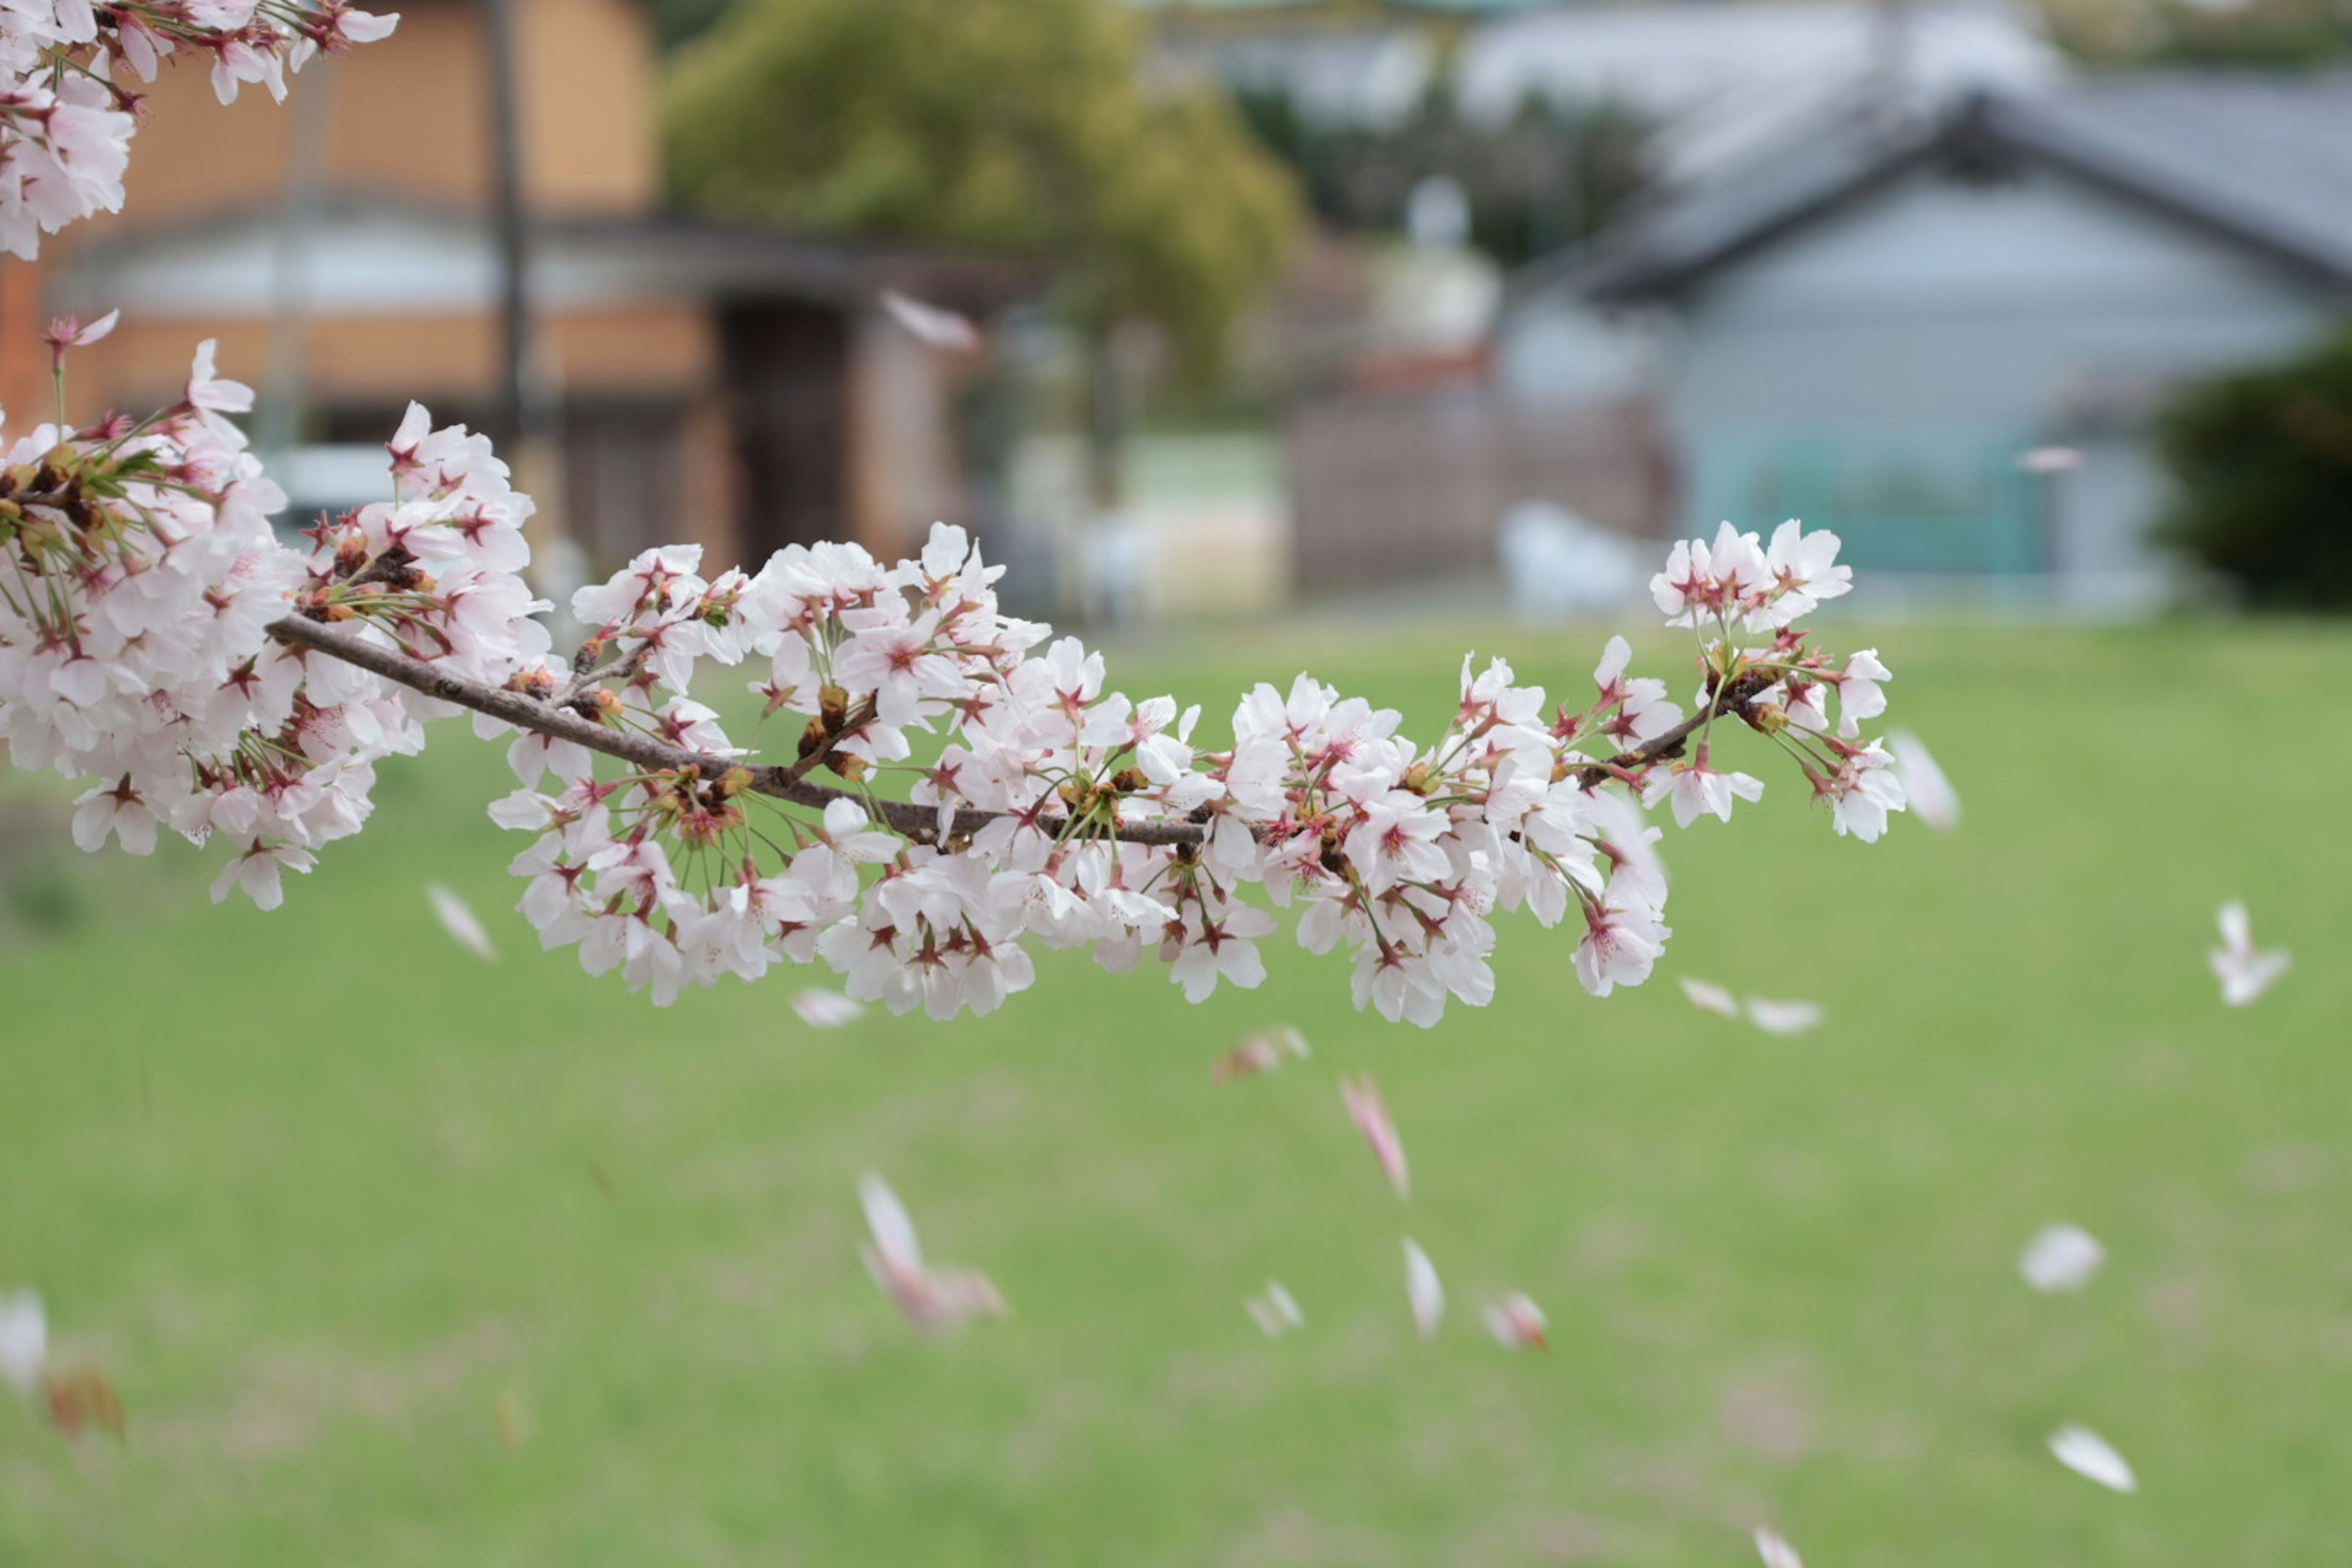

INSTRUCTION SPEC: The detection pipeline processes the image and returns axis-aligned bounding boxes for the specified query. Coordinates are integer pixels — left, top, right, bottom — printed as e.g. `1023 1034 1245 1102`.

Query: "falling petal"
1403 1237 1444 1340
1887 731 1959 832
1245 1280 1305 1338
1753 1526 1805 1568
2018 1223 2105 1293
793 988 866 1028
2217 899 2251 954
1744 997 1825 1036
1480 1292 1548 1352
1343 1075 1410 1200
2019 445 2084 473
2049 1423 2136 1493
858 1172 924 1276
880 290 982 352
2209 900 2289 1007
1679 977 1740 1017
426 882 497 960
1215 1025 1310 1082
0 1291 45 1395
857 1174 1005 1335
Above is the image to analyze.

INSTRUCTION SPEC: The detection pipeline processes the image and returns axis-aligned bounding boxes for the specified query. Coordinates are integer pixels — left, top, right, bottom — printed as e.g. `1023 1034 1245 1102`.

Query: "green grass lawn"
2 616 2346 1566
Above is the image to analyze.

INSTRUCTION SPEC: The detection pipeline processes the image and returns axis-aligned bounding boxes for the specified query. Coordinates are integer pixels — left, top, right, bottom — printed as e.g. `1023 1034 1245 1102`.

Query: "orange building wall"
74 302 715 419
113 0 656 225
0 261 47 427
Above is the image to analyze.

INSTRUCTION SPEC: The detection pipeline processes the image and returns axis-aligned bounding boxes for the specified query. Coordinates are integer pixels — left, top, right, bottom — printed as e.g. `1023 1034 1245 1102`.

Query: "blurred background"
7 0 2352 1561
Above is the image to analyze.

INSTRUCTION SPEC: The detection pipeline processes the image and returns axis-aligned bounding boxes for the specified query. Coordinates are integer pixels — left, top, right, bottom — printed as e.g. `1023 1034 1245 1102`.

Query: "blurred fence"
1286 392 1668 593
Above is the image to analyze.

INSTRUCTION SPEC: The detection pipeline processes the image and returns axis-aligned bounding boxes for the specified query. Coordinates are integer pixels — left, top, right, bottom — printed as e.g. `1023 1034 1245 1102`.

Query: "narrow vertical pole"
260 56 336 467
483 0 529 448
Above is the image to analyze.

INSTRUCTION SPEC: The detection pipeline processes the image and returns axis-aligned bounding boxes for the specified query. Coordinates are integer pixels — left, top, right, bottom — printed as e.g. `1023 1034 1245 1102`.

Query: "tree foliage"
1231 85 1649 268
2157 326 2352 609
2034 0 2351 64
662 0 1302 374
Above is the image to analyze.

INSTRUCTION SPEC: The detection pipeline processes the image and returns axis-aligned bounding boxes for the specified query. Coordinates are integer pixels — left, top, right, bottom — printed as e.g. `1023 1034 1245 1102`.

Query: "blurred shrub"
2157 327 2352 609
0 797 85 938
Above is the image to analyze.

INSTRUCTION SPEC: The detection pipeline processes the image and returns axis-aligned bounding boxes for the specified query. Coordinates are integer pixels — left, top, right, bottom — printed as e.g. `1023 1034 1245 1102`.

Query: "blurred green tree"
2034 0 2351 64
2157 326 2352 609
663 0 1302 505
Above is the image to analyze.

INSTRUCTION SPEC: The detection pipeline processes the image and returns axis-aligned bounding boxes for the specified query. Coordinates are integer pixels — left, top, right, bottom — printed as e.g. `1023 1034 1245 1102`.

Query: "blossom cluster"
1 0 394 258
0 328 545 910
479 511 1905 1023
1 312 1910 1020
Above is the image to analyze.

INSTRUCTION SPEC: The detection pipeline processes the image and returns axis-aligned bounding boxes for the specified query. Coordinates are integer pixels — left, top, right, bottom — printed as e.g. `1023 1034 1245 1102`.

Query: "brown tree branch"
264 615 1724 848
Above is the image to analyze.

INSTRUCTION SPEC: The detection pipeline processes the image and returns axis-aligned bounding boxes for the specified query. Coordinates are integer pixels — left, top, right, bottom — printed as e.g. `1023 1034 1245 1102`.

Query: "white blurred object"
0 1291 45 1395
426 882 498 961
881 290 982 353
792 988 866 1028
1077 511 1148 628
1679 977 1741 1017
2049 1423 2137 1493
2019 445 2084 473
1403 1238 1445 1340
2018 1223 2105 1293
1744 997 1825 1036
1887 731 1960 831
1246 1281 1305 1338
2209 900 2290 1008
1753 1526 1806 1568
1366 243 1500 355
1497 502 1646 621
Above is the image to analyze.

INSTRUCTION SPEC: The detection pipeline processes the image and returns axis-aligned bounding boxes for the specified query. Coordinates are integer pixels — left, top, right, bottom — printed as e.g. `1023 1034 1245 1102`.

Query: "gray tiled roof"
1549 74 2352 303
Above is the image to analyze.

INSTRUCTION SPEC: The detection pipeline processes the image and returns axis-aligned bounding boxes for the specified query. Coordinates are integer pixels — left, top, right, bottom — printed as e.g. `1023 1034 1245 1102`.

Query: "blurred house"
1512 77 2352 609
1197 0 2059 601
1453 0 2060 186
1146 0 2058 172
30 0 1031 572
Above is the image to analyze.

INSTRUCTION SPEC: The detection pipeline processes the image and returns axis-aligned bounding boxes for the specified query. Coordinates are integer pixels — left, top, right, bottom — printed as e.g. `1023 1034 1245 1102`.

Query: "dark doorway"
721 301 850 560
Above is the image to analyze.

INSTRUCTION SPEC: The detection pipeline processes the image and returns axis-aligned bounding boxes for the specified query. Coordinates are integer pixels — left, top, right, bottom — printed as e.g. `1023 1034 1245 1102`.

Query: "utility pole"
480 0 577 612
482 0 530 451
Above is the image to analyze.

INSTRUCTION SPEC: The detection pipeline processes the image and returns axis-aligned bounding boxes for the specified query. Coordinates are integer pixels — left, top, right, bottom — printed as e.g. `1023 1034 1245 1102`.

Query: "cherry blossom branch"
262 612 1733 848
263 612 1210 844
